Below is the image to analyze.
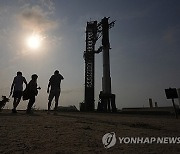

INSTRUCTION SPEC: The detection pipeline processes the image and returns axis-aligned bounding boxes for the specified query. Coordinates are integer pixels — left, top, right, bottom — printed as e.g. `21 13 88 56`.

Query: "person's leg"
48 99 53 111
12 91 17 112
12 91 22 112
26 95 35 113
48 90 54 111
12 97 17 113
54 90 60 111
13 98 17 109
13 98 21 109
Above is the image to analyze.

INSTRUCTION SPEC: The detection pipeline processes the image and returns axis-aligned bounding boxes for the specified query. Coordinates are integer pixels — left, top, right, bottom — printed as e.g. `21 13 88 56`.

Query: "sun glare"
26 34 42 50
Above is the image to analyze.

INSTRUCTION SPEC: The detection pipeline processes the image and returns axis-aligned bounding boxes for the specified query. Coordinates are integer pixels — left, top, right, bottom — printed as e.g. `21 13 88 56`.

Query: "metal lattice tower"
83 21 97 111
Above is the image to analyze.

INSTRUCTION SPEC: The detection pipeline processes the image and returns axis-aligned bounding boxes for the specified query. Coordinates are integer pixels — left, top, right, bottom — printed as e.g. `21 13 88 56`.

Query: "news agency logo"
102 133 180 149
102 132 116 148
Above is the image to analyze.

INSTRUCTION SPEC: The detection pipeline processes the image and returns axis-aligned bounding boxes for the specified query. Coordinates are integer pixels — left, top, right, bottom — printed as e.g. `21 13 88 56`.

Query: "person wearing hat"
26 74 40 114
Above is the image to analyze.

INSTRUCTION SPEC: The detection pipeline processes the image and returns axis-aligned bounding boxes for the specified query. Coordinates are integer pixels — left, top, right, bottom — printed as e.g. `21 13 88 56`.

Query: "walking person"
47 70 64 113
26 74 40 114
10 71 27 113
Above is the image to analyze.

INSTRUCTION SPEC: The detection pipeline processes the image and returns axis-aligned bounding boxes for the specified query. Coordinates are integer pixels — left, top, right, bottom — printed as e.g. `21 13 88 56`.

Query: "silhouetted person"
10 71 27 113
47 70 64 113
26 74 40 114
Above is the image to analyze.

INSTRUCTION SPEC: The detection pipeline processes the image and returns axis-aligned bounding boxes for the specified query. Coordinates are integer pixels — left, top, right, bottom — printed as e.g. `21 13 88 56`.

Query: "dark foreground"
0 110 180 154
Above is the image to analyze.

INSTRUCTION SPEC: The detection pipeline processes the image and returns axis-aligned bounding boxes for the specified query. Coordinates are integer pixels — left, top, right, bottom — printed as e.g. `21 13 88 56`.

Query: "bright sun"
26 34 42 50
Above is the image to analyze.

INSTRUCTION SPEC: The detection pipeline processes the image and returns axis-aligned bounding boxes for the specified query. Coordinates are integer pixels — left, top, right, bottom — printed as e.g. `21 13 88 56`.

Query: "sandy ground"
0 110 180 154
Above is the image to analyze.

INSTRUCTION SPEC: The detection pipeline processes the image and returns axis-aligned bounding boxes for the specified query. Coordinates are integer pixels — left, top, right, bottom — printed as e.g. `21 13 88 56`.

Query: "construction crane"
80 17 116 112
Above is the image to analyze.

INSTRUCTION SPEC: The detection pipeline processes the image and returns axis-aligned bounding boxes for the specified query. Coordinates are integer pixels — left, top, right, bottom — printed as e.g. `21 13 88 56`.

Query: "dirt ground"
0 110 180 154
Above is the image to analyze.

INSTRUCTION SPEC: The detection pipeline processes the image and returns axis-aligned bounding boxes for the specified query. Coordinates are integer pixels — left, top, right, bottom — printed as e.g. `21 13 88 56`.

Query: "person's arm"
23 77 28 86
47 82 50 93
61 74 64 80
47 78 51 93
35 83 38 95
10 78 15 94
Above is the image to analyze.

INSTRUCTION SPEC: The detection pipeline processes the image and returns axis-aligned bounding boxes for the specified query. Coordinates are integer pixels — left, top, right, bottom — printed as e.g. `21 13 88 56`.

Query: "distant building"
149 98 153 108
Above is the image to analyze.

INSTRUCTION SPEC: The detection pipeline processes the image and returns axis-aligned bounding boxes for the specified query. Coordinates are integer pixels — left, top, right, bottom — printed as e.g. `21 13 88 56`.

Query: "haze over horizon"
0 0 180 110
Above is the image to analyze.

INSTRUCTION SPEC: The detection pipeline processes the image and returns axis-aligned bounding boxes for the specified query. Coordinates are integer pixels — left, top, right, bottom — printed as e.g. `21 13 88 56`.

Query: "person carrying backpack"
26 74 40 114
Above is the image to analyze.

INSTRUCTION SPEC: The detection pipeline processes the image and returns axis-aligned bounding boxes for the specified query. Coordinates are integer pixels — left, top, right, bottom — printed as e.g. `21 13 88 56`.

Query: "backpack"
23 84 29 100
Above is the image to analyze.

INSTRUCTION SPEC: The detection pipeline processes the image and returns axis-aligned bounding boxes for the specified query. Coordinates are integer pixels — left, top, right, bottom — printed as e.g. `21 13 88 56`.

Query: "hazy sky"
0 0 180 110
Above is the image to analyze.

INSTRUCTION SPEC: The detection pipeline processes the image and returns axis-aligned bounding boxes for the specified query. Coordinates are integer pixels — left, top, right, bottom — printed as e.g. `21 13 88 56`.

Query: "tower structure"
102 17 111 95
98 17 116 112
83 21 97 111
81 17 116 112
